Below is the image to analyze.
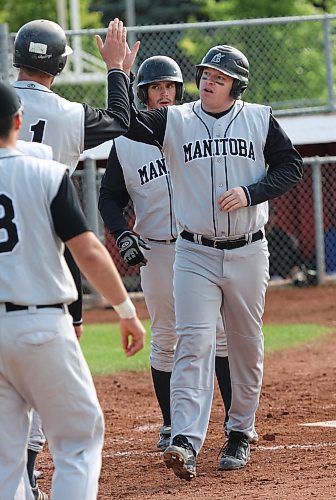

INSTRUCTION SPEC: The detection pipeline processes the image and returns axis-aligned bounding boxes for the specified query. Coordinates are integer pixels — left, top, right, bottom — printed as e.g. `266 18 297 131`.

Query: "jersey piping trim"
242 186 251 206
13 85 53 94
192 102 217 235
222 102 245 236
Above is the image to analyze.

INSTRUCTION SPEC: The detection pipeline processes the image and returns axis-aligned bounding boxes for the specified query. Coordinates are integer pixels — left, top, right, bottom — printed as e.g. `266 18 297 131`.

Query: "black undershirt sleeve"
51 172 90 241
83 70 130 150
64 246 83 325
246 115 303 205
98 142 130 239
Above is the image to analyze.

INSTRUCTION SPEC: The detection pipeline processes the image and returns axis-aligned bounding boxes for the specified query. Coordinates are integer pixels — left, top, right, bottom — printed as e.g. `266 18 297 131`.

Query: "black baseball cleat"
218 431 250 470
163 434 196 481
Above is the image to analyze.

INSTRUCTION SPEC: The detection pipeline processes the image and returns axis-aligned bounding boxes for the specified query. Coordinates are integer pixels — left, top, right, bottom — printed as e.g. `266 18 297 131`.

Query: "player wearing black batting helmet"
109 30 303 482
99 53 232 455
137 55 184 104
13 19 73 76
195 45 249 99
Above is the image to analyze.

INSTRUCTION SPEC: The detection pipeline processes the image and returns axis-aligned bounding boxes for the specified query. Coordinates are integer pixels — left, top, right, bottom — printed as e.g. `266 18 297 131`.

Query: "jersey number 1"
30 119 47 143
0 194 19 253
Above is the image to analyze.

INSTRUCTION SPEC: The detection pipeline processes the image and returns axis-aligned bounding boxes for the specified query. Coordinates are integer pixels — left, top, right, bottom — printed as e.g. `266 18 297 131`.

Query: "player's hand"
96 18 127 71
116 230 150 267
119 316 146 356
218 187 248 212
123 41 141 75
74 324 84 341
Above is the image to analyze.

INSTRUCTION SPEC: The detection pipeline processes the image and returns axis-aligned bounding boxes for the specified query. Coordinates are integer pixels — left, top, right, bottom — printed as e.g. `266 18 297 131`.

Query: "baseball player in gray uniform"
0 81 145 499
12 18 131 498
98 55 232 451
13 17 131 335
116 40 303 480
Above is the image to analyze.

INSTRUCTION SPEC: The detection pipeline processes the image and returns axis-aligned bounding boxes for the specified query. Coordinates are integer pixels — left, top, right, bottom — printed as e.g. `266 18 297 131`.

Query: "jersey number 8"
0 194 19 253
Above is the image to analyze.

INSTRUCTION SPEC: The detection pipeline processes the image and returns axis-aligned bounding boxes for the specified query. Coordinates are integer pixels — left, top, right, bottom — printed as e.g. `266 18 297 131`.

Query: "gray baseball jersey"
164 100 269 237
0 149 77 304
14 69 130 174
105 136 177 240
14 81 84 174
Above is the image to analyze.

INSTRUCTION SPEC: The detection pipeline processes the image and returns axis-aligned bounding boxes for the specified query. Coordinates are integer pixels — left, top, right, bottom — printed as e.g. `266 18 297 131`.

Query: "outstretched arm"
83 19 131 150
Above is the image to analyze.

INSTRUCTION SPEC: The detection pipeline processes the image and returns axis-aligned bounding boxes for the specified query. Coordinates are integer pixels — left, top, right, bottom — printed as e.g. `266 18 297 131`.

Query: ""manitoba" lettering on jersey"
138 157 168 185
183 138 255 164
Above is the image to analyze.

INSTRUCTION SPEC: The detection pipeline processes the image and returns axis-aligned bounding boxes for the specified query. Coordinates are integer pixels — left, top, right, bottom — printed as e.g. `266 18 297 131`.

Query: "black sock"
151 367 171 426
215 356 232 424
27 449 38 487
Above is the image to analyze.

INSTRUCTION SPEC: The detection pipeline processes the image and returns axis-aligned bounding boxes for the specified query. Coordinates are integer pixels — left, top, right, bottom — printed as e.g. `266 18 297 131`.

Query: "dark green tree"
1 0 101 32
89 0 210 26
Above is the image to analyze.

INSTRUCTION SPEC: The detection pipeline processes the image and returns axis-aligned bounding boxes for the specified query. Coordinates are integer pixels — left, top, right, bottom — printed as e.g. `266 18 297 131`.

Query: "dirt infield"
38 285 336 499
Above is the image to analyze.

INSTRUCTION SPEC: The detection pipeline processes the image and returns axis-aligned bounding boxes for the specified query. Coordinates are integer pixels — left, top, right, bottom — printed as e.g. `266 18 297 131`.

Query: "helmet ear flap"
57 56 67 75
137 85 148 104
195 67 203 89
175 82 184 102
230 80 247 99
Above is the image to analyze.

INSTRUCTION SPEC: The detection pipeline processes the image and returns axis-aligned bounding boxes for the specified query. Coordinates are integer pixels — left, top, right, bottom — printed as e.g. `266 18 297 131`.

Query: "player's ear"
13 112 22 131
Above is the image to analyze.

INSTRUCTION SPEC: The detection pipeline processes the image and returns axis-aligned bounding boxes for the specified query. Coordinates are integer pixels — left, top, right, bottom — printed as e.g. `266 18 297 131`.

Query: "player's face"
199 67 235 113
147 81 177 110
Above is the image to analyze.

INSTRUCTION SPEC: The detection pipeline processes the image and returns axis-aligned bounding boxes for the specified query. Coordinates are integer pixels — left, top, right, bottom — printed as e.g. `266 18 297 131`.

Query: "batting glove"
116 230 150 267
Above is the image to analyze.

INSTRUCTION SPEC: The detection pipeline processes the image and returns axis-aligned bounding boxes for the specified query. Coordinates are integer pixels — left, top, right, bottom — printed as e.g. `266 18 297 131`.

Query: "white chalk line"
104 450 161 458
257 441 336 451
103 441 336 458
103 421 336 457
299 420 336 427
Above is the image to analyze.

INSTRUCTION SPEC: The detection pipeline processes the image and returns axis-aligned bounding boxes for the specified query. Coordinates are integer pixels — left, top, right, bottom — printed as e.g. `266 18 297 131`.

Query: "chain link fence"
6 14 336 113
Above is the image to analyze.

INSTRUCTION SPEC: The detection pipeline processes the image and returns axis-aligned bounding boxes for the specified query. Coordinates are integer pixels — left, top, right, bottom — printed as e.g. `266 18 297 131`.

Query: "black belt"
180 230 263 250
147 237 177 244
4 302 64 313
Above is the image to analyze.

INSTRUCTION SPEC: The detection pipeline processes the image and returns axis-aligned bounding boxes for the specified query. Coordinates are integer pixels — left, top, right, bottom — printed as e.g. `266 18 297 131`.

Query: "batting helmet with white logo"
195 45 249 99
13 19 73 76
137 56 184 104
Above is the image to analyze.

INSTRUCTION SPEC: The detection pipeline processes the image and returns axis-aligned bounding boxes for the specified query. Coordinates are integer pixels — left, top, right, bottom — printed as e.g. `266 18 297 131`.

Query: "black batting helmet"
137 56 184 104
195 45 249 99
13 19 73 76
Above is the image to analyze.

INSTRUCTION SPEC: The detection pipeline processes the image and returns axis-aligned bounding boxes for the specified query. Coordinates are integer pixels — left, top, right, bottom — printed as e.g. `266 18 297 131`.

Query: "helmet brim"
64 44 73 56
195 62 244 81
138 76 183 87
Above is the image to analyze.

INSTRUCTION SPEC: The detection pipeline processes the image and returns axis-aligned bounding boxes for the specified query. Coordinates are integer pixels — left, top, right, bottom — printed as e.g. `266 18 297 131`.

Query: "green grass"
263 323 331 352
81 320 333 376
81 320 152 375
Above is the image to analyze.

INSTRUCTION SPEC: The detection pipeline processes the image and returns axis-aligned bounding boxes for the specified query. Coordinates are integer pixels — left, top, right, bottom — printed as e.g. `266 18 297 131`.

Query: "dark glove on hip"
116 230 150 267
